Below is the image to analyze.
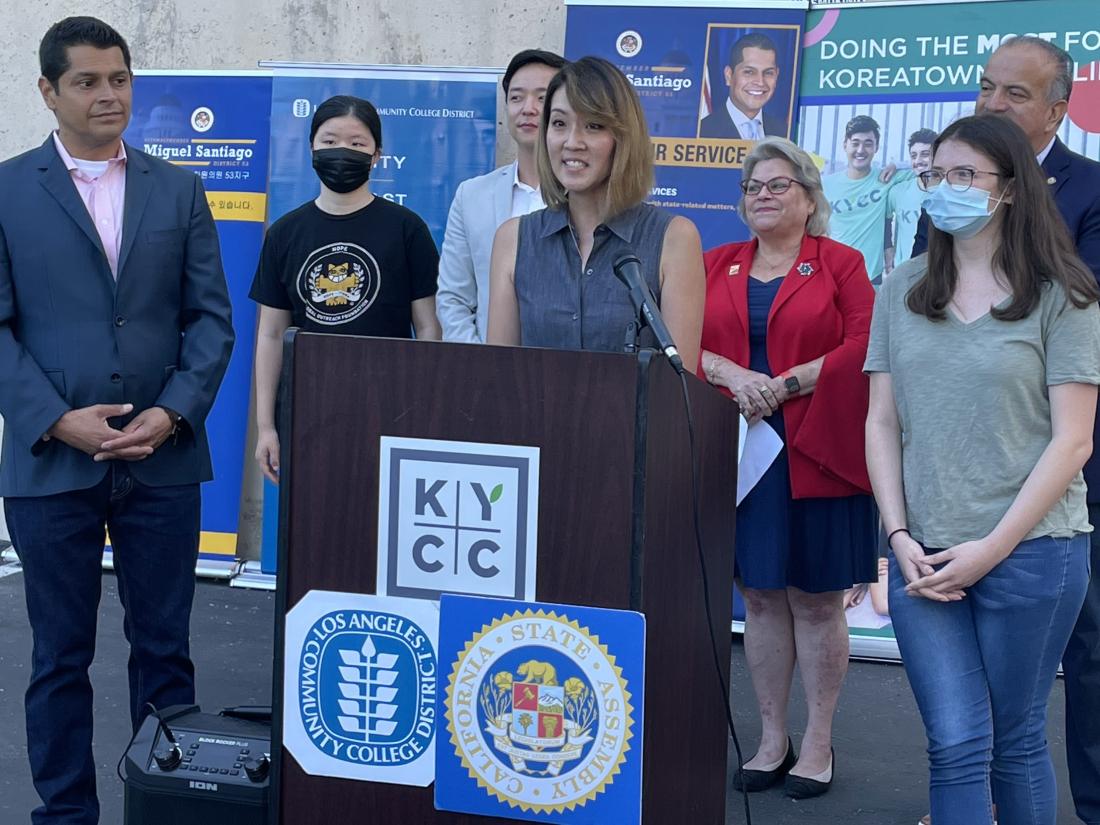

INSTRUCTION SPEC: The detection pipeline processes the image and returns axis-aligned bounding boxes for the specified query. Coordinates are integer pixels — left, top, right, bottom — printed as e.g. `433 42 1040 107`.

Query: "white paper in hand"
737 418 783 505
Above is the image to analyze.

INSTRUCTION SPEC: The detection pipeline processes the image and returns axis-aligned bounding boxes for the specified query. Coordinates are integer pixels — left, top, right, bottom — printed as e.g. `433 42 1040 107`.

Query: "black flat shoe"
784 747 834 799
732 737 797 793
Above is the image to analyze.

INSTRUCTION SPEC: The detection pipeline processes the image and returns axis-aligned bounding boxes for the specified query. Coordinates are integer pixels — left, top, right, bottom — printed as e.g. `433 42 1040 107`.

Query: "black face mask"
312 147 374 193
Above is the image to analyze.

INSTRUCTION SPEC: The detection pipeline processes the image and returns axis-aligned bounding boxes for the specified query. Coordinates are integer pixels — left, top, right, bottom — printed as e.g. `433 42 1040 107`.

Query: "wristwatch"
158 406 182 435
782 374 800 396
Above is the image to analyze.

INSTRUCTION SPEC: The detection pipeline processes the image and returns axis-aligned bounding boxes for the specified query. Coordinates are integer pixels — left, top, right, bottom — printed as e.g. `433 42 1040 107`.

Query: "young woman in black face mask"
249 95 441 483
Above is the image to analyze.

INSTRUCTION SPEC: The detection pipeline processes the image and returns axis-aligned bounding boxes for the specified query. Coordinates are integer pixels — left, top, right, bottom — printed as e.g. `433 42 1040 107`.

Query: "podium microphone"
612 253 685 375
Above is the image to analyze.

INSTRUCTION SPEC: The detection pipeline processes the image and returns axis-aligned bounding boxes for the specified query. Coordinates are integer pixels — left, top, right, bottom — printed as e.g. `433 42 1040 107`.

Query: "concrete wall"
0 0 565 559
1 0 565 159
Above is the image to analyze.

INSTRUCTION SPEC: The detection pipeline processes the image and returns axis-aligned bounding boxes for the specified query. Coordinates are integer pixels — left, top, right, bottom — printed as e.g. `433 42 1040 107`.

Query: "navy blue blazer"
910 136 1100 500
0 137 234 497
699 104 788 140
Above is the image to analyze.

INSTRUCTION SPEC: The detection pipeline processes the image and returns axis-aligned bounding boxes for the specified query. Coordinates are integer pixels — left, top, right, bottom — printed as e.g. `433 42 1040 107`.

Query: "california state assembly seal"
445 608 634 815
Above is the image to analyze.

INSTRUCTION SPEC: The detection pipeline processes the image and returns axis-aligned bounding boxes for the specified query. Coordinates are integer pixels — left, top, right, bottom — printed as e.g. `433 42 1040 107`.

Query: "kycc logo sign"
377 437 540 602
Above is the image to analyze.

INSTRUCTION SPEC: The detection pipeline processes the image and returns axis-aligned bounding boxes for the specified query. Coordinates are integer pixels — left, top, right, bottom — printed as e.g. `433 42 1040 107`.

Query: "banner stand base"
733 620 902 663
6 545 261 585
100 548 240 581
230 560 276 591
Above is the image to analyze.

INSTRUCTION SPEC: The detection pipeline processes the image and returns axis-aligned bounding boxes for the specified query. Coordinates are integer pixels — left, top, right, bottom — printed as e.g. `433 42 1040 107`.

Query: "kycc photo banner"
800 0 1100 281
798 0 1100 656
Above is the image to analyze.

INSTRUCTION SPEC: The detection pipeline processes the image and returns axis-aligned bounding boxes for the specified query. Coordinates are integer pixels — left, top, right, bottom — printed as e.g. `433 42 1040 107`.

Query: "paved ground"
0 564 1081 824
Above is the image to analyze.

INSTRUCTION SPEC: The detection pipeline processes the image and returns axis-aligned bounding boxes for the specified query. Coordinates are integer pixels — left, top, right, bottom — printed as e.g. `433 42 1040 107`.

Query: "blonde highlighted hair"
537 56 653 217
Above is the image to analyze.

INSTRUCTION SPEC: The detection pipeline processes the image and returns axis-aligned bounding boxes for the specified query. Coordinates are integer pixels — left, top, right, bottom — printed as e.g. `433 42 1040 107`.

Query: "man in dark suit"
0 17 234 823
699 32 787 140
911 36 1100 825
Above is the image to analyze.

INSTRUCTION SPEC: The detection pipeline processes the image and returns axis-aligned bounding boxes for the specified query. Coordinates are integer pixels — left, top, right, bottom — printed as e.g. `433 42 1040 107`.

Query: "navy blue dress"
735 277 876 593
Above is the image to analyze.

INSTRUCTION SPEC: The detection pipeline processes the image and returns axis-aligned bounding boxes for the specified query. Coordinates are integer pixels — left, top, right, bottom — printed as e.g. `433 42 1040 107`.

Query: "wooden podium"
271 332 739 824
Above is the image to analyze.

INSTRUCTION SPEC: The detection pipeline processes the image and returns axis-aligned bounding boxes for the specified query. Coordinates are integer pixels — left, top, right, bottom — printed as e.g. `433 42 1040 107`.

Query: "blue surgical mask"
922 185 1005 239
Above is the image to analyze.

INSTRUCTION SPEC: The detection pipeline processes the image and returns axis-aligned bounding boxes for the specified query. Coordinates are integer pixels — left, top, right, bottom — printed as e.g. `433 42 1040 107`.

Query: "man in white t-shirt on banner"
437 49 566 342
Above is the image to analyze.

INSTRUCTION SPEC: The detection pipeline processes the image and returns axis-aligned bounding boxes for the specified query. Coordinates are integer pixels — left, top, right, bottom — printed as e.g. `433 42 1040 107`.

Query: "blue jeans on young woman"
889 533 1090 825
5 463 201 825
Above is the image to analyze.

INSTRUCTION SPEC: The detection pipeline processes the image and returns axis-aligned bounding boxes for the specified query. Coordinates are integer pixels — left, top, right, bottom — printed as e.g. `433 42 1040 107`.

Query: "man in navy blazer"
910 36 1100 825
0 17 233 823
698 33 788 141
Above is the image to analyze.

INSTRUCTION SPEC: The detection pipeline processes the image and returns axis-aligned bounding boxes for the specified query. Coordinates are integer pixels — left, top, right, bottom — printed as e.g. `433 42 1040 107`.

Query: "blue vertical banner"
260 64 500 574
125 71 273 567
564 0 807 249
266 65 500 244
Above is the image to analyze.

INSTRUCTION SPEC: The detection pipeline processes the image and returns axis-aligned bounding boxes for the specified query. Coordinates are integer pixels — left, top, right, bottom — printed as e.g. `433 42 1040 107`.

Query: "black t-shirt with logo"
249 198 439 335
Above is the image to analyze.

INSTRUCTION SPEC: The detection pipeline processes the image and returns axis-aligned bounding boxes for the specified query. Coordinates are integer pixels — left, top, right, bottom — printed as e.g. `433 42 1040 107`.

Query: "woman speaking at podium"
486 56 704 368
249 96 442 483
699 138 877 799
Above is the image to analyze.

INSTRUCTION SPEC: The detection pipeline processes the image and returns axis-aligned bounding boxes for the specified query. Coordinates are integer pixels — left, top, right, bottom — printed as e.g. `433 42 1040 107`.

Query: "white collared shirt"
1036 135 1057 166
726 97 763 141
510 162 545 218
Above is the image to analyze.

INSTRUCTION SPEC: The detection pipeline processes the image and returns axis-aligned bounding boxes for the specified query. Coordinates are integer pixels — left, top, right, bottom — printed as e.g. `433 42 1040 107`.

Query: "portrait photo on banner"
698 24 800 142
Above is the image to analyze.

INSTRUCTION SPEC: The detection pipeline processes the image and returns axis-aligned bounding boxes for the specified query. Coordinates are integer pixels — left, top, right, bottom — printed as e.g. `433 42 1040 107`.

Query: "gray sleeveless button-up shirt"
515 203 673 352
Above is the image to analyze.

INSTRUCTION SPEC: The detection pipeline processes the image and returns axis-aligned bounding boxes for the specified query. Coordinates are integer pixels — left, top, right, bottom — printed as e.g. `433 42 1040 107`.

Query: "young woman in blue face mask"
865 114 1100 825
249 95 442 483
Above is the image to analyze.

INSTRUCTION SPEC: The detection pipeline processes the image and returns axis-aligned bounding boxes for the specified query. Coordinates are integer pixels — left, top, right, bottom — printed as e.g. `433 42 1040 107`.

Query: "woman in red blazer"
700 138 876 799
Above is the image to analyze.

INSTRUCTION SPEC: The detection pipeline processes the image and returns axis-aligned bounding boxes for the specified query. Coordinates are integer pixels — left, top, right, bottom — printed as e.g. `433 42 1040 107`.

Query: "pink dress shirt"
51 132 127 278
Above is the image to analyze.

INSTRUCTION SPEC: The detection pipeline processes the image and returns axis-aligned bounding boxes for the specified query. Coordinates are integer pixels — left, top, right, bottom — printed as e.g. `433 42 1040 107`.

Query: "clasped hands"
715 365 790 423
46 403 175 462
893 533 1007 602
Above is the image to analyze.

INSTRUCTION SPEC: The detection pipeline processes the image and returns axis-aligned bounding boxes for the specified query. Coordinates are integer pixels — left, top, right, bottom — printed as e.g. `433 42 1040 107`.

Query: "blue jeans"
890 534 1089 825
1064 505 1100 824
5 464 201 825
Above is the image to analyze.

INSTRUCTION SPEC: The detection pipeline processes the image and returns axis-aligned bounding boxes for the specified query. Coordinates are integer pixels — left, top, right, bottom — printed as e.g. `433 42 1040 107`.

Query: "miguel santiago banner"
565 0 807 249
125 70 273 565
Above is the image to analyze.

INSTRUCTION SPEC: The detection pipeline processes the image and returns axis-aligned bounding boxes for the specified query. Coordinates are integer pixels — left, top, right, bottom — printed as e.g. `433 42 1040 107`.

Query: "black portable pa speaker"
122 705 270 825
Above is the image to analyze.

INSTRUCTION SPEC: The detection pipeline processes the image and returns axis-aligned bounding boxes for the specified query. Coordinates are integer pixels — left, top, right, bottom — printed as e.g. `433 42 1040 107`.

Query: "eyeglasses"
917 168 1008 192
740 176 805 196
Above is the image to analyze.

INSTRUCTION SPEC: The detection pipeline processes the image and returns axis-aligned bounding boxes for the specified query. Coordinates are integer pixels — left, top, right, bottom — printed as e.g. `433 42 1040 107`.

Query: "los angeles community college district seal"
445 608 633 815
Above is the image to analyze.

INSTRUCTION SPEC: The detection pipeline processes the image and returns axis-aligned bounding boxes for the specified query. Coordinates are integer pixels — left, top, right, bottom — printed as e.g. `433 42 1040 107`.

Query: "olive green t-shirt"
865 256 1100 548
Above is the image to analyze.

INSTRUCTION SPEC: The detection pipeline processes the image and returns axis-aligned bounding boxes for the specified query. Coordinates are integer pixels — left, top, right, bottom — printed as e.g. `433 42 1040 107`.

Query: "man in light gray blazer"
437 49 566 342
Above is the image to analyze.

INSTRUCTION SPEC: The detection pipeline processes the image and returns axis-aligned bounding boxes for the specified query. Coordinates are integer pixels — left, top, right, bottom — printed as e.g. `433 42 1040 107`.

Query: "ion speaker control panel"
148 728 268 785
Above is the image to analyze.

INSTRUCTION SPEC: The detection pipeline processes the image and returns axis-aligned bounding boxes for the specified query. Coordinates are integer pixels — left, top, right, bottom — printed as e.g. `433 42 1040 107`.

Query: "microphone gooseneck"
612 253 685 374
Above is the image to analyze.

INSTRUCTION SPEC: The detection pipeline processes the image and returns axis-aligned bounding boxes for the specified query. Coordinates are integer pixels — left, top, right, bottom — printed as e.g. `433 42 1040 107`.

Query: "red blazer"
701 234 874 498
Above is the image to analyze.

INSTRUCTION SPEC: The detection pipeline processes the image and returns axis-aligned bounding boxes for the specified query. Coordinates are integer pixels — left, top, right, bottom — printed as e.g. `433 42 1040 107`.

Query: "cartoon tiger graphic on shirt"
308 260 364 306
295 242 381 326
